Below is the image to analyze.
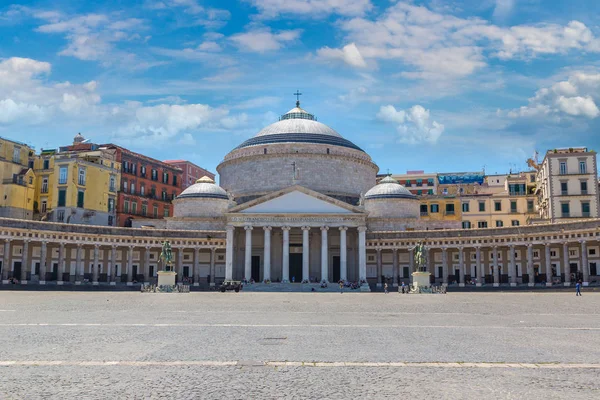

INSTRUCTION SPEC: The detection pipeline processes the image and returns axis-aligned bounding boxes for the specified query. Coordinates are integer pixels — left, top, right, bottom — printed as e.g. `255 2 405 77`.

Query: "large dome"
234 105 364 152
365 176 416 200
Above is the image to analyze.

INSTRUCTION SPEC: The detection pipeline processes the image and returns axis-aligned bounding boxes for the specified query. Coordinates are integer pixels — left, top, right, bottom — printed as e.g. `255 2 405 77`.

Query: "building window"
561 202 570 217
41 178 48 193
12 147 20 163
416 179 423 187
77 191 84 208
550 250 557 257
442 188 448 195
527 200 534 213
580 181 588 194
420 204 428 215
153 205 158 218
428 189 433 195
78 168 86 186
130 182 135 195
445 203 455 215
163 172 169 184
140 184 145 196
41 199 47 213
579 161 587 174
406 180 411 186
151 169 158 181
164 208 170 217
417 190 422 195
58 189 67 207
510 201 517 213
478 221 488 228
530 174 535 182
141 204 147 216
479 202 485 212
58 166 68 184
462 202 469 212
427 178 434 187
173 175 177 186
462 221 471 229
495 220 503 227
43 159 50 170
511 220 520 226
131 202 137 215
140 166 146 178
494 201 502 212
57 210 65 222
582 202 590 217
123 180 128 192
108 198 115 212
124 200 130 213
430 204 439 213
108 215 114 226
109 176 116 192
559 161 567 175
560 182 568 195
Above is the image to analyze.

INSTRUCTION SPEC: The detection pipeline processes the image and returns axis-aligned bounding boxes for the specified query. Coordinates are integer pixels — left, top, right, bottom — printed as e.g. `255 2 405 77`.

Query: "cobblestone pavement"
1 292 599 399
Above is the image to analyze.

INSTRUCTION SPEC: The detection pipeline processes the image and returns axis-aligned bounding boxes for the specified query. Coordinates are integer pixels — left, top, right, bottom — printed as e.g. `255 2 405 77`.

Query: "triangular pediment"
229 186 363 214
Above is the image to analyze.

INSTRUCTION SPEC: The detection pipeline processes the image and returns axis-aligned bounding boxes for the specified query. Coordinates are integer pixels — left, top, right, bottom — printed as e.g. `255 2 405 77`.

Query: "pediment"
229 186 362 214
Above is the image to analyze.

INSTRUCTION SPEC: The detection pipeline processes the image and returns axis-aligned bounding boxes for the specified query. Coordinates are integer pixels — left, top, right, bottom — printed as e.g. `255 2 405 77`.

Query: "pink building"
163 160 215 189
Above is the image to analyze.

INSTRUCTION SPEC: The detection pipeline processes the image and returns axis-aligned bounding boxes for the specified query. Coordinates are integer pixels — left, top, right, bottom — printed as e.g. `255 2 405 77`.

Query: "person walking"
339 281 344 294
400 282 405 294
384 282 389 294
576 280 582 296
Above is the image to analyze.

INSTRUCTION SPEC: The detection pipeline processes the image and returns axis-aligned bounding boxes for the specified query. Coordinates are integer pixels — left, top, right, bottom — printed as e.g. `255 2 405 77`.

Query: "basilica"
1 101 599 289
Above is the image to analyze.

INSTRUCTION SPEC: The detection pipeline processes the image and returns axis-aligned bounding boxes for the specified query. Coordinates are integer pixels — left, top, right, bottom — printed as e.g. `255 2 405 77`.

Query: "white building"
536 148 599 222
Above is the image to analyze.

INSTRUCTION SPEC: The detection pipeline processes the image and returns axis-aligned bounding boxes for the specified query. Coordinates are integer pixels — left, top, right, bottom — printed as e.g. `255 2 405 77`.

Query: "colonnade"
225 225 367 283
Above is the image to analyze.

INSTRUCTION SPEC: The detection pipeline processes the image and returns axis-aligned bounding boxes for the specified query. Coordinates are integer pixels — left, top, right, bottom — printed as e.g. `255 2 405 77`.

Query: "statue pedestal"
157 271 177 287
412 271 431 288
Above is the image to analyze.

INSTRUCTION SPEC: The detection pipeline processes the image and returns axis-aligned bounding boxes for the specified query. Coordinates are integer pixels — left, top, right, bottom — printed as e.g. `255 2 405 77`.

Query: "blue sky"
1 0 599 177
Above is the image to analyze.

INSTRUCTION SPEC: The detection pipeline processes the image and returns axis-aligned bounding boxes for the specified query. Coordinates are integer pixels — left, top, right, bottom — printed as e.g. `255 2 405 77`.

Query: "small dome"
177 176 228 200
365 176 416 200
73 133 85 144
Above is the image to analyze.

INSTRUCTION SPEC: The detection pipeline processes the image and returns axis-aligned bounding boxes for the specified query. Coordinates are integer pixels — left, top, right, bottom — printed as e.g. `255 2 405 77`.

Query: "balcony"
582 212 590 217
581 190 588 195
420 212 428 216
561 212 570 218
78 177 86 186
40 186 49 194
510 209 518 214
561 191 568 196
445 210 455 216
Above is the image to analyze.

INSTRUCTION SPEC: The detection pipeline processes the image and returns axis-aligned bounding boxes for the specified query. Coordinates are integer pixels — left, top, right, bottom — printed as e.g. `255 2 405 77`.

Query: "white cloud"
377 104 445 144
316 43 367 68
230 28 301 53
492 0 515 21
507 71 600 120
246 0 373 18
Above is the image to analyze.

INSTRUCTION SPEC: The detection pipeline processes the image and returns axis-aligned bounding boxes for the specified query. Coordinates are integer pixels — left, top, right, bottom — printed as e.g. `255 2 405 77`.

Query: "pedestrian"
339 281 344 294
401 282 405 294
384 282 388 294
576 280 582 296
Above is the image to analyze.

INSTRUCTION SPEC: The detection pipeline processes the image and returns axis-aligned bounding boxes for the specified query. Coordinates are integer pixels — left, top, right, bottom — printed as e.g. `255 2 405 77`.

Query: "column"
20 240 30 283
376 248 382 287
358 226 367 283
458 247 465 287
144 246 151 284
193 247 200 286
527 244 534 287
244 226 253 281
563 242 570 286
282 226 291 282
581 240 589 286
392 248 399 286
493 246 500 287
109 245 117 285
475 246 482 286
509 244 517 286
408 248 415 273
442 247 448 285
39 241 47 284
225 226 234 281
93 244 99 284
263 227 272 282
209 248 216 286
2 239 11 282
127 246 134 284
177 248 183 283
339 227 348 283
320 226 328 283
57 242 65 284
544 243 552 287
301 226 309 282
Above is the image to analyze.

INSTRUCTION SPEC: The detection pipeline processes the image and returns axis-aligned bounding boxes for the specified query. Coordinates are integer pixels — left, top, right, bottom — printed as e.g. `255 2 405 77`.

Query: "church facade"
1 102 599 288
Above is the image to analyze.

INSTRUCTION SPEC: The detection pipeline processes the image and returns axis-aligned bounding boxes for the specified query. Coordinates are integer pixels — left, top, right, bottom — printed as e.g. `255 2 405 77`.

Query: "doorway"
289 254 302 282
251 256 260 282
13 261 22 280
332 256 340 282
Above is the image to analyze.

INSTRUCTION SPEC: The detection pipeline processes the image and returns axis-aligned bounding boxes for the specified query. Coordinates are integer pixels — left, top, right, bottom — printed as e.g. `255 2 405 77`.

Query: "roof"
365 176 417 200
176 176 228 200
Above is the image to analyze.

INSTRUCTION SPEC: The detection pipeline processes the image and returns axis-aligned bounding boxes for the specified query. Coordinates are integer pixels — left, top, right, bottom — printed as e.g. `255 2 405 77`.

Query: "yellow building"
0 137 36 219
460 172 537 229
418 196 462 229
34 135 121 226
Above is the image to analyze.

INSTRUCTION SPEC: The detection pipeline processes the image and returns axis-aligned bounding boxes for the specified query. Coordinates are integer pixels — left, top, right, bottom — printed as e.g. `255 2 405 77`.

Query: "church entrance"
13 261 22 280
332 256 340 282
251 256 260 282
289 254 302 282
